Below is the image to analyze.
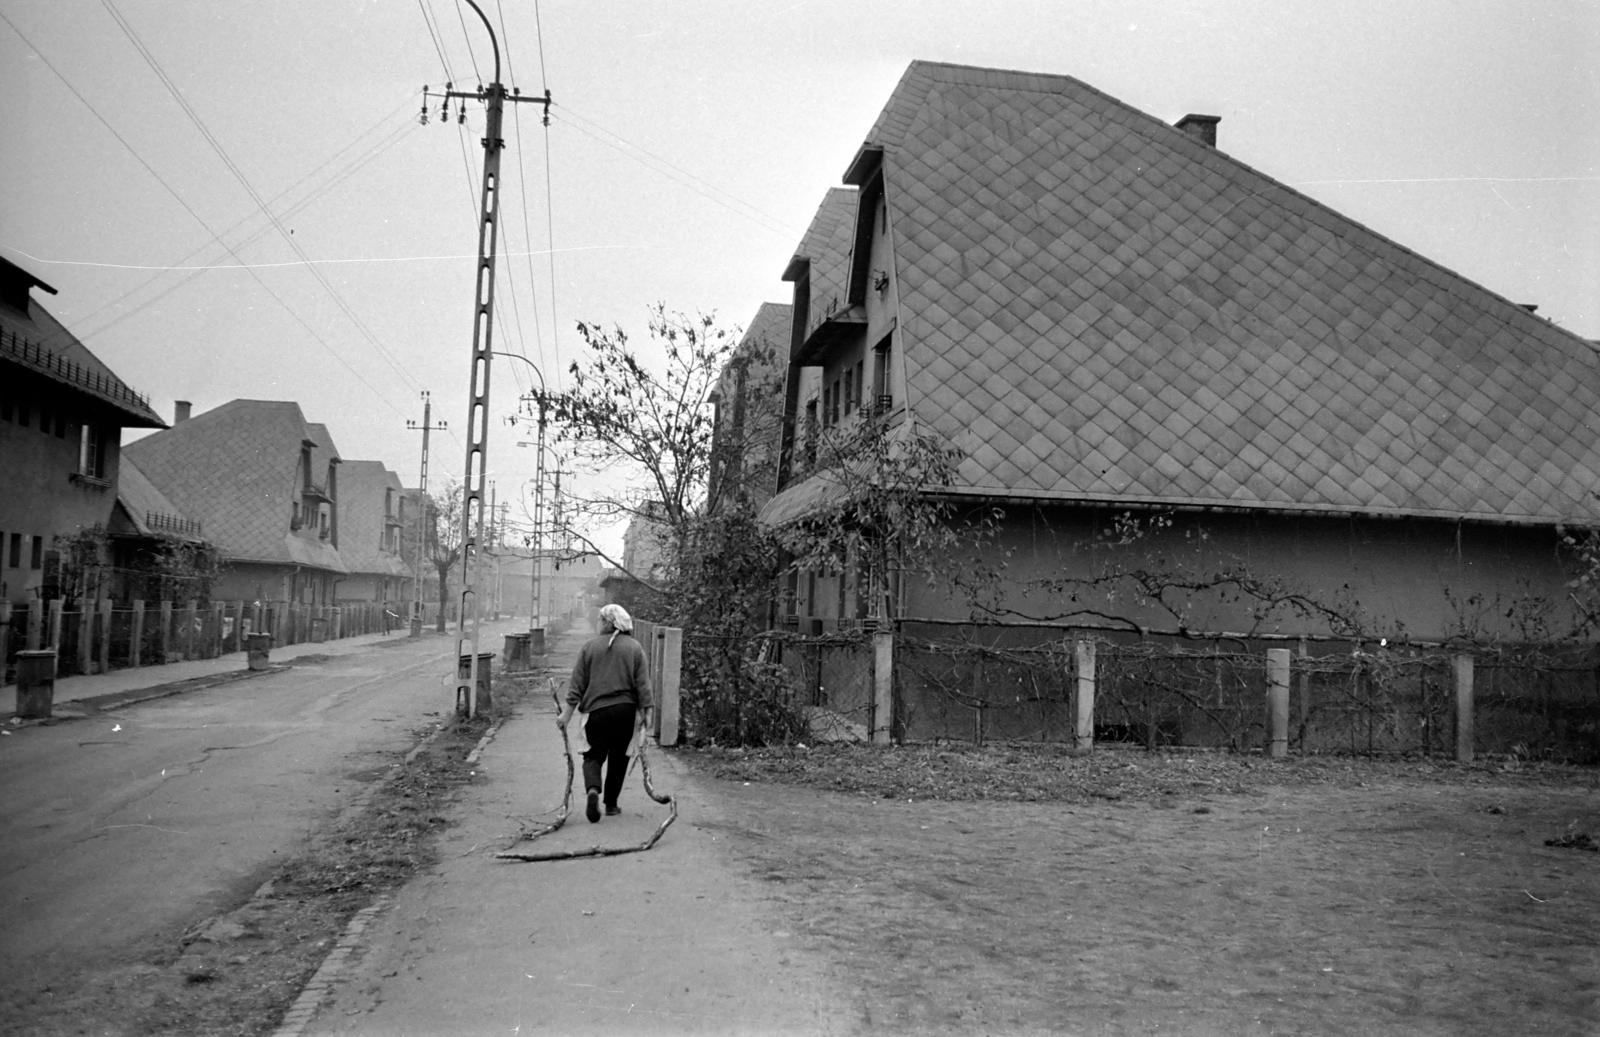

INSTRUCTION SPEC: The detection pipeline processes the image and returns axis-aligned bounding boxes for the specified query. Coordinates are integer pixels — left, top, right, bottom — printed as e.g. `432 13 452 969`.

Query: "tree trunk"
435 564 450 632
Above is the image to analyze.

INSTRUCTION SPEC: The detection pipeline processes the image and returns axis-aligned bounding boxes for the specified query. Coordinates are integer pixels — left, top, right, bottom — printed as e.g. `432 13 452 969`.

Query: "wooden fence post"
131 601 144 667
1454 654 1474 763
872 628 895 745
1267 648 1291 759
211 603 224 657
26 601 42 651
98 599 113 673
1074 638 1096 751
159 600 172 663
48 599 63 650
1296 635 1310 748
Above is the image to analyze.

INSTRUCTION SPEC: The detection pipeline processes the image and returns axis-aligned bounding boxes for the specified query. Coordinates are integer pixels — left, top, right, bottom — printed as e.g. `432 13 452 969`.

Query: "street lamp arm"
460 1 501 88
489 350 547 400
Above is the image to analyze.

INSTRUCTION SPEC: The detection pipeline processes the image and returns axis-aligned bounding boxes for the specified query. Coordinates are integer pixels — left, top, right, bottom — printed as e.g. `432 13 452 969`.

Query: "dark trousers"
581 703 636 807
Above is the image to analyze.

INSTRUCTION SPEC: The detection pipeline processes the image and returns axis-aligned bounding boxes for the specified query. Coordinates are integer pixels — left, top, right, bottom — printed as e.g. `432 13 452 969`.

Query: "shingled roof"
798 61 1600 527
122 400 347 571
337 460 408 577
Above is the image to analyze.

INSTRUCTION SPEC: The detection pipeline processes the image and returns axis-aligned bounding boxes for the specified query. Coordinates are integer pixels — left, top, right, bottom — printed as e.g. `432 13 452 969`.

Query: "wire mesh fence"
759 622 1600 761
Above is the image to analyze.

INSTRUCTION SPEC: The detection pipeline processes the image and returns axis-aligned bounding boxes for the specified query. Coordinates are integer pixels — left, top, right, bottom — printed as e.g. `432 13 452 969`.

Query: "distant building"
0 257 166 605
708 302 791 512
123 399 349 606
336 460 412 609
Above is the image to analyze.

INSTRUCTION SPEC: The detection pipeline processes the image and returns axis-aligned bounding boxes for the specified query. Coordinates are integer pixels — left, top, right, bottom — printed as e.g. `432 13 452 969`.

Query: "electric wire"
100 0 426 396
554 103 799 239
451 0 482 85
416 0 455 84
73 105 418 343
0 8 411 421
532 0 563 390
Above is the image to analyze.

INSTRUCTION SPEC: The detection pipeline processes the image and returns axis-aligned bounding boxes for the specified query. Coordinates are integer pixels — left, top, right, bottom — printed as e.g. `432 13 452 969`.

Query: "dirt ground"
680 744 1600 1036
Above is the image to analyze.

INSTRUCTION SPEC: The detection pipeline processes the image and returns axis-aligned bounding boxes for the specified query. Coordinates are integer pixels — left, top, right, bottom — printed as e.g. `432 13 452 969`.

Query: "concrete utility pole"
406 392 448 637
497 351 550 654
423 1 551 716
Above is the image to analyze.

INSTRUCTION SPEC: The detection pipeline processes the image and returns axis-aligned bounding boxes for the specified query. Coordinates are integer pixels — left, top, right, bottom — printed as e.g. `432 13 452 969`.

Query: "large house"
707 301 792 513
0 257 166 606
123 399 349 606
759 61 1600 643
336 460 412 609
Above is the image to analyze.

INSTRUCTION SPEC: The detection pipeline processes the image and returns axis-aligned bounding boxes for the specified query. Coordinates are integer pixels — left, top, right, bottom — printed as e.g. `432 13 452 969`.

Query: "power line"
554 103 800 238
100 0 426 395
1 8 412 421
416 0 455 83
450 0 482 84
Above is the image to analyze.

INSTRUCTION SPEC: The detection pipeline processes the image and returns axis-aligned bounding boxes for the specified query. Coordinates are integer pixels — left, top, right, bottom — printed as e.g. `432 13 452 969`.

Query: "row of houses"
0 255 416 619
713 61 1600 646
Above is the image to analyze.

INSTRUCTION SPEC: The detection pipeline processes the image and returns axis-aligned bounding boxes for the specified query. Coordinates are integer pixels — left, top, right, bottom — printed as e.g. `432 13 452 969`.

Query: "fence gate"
633 621 682 746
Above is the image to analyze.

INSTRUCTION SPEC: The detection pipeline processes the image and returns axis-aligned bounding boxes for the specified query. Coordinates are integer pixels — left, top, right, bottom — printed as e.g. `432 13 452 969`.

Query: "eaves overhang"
843 144 884 187
794 306 867 366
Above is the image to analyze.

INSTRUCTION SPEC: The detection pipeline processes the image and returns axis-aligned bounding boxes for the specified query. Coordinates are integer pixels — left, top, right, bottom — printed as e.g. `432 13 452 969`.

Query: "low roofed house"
761 61 1600 642
0 257 165 607
107 454 211 603
336 460 411 612
122 400 348 606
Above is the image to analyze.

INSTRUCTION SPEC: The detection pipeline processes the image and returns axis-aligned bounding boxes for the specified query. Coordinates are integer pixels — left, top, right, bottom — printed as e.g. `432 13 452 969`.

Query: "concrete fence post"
77 602 92 675
659 627 682 747
1267 648 1292 759
872 628 895 745
183 600 198 659
211 603 224 657
26 601 42 651
131 601 144 667
1454 654 1475 763
1074 638 1096 751
48 599 63 650
98 599 113 673
159 600 172 663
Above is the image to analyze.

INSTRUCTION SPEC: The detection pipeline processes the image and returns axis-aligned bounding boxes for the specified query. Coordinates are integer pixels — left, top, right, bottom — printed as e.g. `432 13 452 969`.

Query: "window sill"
70 472 110 489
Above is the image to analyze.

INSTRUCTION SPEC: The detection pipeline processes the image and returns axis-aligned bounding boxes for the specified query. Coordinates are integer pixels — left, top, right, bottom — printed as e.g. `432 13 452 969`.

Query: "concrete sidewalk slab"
305 630 851 1037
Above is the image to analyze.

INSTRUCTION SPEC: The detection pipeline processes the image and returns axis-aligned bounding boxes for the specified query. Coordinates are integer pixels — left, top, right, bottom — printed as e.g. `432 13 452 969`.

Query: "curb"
268 896 391 1037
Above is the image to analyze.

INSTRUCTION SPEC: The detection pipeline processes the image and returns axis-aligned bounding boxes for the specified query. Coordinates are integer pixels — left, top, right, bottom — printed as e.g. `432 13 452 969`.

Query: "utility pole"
422 1 551 717
406 392 447 637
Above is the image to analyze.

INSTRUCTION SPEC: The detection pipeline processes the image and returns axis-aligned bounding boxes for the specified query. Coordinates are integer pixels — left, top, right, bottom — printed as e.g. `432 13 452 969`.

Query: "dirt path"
306 691 852 1035
685 753 1600 1035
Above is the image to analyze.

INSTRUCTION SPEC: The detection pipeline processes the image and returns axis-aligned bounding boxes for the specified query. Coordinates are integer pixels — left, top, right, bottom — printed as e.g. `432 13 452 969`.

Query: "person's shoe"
586 789 601 823
605 804 621 816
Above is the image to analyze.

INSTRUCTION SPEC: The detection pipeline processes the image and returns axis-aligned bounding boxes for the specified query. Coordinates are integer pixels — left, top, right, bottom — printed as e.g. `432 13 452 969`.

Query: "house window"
79 424 106 478
843 369 854 415
30 535 43 570
872 334 893 413
7 532 19 568
831 379 842 425
55 413 67 438
291 501 301 530
855 360 864 408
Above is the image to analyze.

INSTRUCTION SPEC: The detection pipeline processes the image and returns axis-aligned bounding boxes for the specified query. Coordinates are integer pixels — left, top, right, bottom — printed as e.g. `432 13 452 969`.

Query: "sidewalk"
305 625 852 1037
4 621 519 716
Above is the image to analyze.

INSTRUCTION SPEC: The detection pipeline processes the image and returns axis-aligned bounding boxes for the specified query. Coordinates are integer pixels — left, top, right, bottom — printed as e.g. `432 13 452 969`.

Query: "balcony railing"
2 328 154 414
147 511 203 536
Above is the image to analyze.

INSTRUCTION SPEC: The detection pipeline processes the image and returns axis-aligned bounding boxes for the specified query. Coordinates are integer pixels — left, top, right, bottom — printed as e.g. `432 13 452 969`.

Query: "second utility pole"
439 1 550 717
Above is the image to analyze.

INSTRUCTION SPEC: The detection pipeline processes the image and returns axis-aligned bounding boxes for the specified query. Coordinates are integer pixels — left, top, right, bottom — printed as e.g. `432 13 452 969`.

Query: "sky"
3 0 1597 554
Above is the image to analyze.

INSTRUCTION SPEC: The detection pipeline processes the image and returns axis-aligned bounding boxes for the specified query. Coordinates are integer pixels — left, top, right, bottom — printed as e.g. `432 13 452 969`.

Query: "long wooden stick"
495 687 677 862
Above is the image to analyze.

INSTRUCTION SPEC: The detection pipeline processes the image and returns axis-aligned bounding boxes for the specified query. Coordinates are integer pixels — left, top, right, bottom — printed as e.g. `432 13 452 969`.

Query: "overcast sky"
3 0 1596 551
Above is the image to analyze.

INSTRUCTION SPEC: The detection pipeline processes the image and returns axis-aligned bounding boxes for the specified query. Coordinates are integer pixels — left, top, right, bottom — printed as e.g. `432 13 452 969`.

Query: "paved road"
0 622 516 1000
305 624 852 1037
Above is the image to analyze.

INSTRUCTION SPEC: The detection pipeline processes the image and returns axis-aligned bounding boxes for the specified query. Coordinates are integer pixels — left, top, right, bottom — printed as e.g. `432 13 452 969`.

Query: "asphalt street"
0 622 517 1004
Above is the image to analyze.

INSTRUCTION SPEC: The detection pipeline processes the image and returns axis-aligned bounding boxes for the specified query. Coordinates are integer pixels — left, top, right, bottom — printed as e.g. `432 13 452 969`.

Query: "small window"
843 370 854 415
30 535 43 570
803 399 819 468
7 533 19 568
291 501 301 530
831 379 842 425
79 424 105 478
854 361 864 408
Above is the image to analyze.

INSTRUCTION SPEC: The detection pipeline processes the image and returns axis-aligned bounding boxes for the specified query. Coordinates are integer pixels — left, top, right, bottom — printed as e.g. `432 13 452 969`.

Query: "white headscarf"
600 603 633 646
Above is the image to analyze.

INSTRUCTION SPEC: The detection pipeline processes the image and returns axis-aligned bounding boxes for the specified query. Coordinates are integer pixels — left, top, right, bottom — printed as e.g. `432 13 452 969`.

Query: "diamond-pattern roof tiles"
122 400 347 571
861 61 1600 525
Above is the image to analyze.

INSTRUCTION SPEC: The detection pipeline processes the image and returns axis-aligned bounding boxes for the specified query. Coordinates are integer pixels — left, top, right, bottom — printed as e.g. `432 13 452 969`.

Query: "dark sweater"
566 632 652 714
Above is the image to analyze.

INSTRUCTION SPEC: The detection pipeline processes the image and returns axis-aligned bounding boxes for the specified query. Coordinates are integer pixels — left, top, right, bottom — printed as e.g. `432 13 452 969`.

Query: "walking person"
558 604 654 823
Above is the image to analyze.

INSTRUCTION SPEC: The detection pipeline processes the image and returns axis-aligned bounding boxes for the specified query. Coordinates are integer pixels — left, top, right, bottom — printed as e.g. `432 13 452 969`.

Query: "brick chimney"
1175 114 1220 147
174 400 192 423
